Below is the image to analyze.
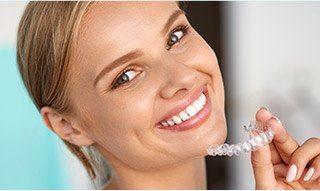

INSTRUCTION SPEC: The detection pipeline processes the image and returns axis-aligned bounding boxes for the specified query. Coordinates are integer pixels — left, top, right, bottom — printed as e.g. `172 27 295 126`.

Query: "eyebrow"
93 50 143 87
93 9 186 87
161 9 186 35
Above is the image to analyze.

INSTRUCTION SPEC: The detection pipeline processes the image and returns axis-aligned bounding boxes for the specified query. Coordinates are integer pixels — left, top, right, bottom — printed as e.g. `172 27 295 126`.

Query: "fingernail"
286 164 297 182
303 167 315 181
260 106 269 112
272 116 282 125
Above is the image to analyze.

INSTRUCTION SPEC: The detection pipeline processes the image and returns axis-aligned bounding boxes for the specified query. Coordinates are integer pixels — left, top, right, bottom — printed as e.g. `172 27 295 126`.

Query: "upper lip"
156 85 206 124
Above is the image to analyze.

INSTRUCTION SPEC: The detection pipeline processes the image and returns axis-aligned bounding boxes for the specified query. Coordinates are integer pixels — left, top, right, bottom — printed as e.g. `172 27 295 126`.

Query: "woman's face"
69 2 227 170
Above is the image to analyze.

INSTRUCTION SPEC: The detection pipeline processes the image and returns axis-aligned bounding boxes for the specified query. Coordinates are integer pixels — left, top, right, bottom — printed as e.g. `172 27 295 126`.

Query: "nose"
159 60 198 100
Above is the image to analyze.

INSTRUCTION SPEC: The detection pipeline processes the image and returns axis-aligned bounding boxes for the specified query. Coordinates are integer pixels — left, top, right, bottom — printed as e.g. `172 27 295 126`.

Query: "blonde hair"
16 1 186 188
16 1 109 187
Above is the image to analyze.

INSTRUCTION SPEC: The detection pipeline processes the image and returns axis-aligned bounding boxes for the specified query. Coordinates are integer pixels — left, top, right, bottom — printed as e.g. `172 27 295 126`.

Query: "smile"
155 85 211 132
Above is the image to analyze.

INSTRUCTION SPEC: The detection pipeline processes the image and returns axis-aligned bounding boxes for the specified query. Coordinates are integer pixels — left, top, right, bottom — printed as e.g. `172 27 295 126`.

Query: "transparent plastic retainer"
207 121 275 157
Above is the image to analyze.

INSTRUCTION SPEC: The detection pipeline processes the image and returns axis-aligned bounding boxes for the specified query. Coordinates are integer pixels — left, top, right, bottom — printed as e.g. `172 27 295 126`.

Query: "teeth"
193 100 204 112
161 121 169 126
186 105 197 117
201 93 206 100
199 93 206 105
172 115 182 124
167 120 175 126
160 92 208 126
179 111 190 121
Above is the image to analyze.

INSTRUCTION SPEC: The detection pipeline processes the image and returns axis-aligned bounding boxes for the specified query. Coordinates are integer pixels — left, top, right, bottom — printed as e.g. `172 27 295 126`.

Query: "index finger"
267 116 300 164
255 107 282 165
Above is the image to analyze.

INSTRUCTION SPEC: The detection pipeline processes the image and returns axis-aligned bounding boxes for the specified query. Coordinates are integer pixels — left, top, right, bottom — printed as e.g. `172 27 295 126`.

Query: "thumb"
251 143 277 189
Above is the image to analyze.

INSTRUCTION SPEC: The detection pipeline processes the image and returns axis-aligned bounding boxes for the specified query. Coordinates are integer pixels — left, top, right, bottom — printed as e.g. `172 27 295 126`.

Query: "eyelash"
166 24 189 50
111 66 137 90
111 24 190 90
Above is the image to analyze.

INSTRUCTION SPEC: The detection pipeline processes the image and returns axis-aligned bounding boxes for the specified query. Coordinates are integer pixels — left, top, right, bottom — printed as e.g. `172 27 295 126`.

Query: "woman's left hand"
251 107 320 189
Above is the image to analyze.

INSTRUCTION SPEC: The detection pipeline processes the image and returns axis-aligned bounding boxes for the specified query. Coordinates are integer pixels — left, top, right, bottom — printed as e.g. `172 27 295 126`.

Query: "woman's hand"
251 107 320 189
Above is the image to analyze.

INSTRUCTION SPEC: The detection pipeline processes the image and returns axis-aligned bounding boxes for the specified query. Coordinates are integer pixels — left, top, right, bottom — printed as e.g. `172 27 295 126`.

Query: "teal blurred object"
0 46 69 189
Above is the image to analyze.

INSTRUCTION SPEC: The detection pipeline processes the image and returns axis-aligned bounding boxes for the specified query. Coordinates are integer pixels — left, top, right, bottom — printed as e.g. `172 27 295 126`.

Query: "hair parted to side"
17 1 186 188
16 1 109 186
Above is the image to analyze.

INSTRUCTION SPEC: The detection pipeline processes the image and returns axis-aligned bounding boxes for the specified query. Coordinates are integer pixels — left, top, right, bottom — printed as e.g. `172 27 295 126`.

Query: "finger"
269 142 283 165
287 137 320 182
267 116 299 164
309 154 320 181
274 163 289 178
255 107 282 164
250 129 283 166
255 106 272 130
251 143 277 189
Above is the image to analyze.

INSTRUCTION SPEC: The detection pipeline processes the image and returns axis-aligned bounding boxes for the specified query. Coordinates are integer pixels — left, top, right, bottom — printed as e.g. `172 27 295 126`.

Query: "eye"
112 68 140 89
168 31 183 46
167 24 189 50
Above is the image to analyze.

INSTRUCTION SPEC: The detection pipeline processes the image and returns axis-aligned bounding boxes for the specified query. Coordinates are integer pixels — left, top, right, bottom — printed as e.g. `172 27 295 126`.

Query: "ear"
40 106 94 146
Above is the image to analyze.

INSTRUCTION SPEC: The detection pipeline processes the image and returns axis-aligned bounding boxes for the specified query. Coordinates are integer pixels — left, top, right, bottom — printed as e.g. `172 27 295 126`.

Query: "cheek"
181 30 221 78
91 95 150 141
184 31 224 86
84 93 162 164
196 33 224 87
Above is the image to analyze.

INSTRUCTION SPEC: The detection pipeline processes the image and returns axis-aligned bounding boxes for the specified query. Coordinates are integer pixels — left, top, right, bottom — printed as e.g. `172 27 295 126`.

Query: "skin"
42 2 226 189
252 108 320 189
39 2 320 189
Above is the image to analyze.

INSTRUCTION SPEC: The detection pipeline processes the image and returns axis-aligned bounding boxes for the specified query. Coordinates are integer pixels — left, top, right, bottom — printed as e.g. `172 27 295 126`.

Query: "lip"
154 84 211 132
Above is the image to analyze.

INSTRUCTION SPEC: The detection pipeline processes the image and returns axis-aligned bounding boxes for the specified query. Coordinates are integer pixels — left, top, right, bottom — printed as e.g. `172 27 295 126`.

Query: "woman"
16 1 320 189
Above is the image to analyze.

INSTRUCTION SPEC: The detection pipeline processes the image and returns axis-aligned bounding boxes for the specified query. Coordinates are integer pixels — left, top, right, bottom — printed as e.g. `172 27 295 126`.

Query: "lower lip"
155 89 211 132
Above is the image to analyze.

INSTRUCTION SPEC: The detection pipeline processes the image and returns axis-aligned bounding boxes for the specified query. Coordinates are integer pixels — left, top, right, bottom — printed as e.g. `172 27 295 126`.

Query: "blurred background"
1 1 320 189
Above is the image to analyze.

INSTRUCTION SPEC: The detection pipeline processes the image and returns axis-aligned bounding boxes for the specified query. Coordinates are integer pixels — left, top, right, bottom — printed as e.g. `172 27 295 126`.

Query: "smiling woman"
16 1 228 189
16 1 320 190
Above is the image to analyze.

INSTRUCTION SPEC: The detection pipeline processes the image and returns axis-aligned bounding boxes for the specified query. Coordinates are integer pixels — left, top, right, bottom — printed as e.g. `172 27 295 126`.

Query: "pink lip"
154 85 211 132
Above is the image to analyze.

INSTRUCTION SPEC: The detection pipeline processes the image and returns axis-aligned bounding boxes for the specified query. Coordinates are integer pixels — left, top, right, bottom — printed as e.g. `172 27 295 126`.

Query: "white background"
223 2 320 189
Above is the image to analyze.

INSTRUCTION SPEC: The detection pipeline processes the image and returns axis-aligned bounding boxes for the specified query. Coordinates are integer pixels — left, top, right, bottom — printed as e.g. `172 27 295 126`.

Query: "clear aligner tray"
207 121 275 157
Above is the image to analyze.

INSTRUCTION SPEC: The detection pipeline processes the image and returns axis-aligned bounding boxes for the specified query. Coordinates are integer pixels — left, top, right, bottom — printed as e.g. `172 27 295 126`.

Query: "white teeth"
172 115 182 124
160 92 208 126
201 93 206 100
179 111 190 121
186 105 197 117
161 122 169 126
199 93 206 105
167 120 175 126
193 100 203 112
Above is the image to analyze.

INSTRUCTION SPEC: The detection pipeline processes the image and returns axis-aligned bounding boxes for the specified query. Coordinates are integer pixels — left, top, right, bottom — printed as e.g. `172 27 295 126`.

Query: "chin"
194 116 227 157
173 112 227 159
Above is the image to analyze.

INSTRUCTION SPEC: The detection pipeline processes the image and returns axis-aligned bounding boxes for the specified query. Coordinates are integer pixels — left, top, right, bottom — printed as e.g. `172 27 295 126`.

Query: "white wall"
223 2 320 189
0 2 27 46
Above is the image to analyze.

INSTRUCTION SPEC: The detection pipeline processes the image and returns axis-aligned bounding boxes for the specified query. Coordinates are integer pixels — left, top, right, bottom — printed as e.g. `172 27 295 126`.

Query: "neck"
102 155 207 190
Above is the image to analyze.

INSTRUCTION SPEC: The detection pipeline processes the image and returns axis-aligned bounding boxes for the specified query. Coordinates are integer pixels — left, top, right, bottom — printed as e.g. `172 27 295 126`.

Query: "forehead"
82 2 179 28
74 1 180 75
79 2 179 50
